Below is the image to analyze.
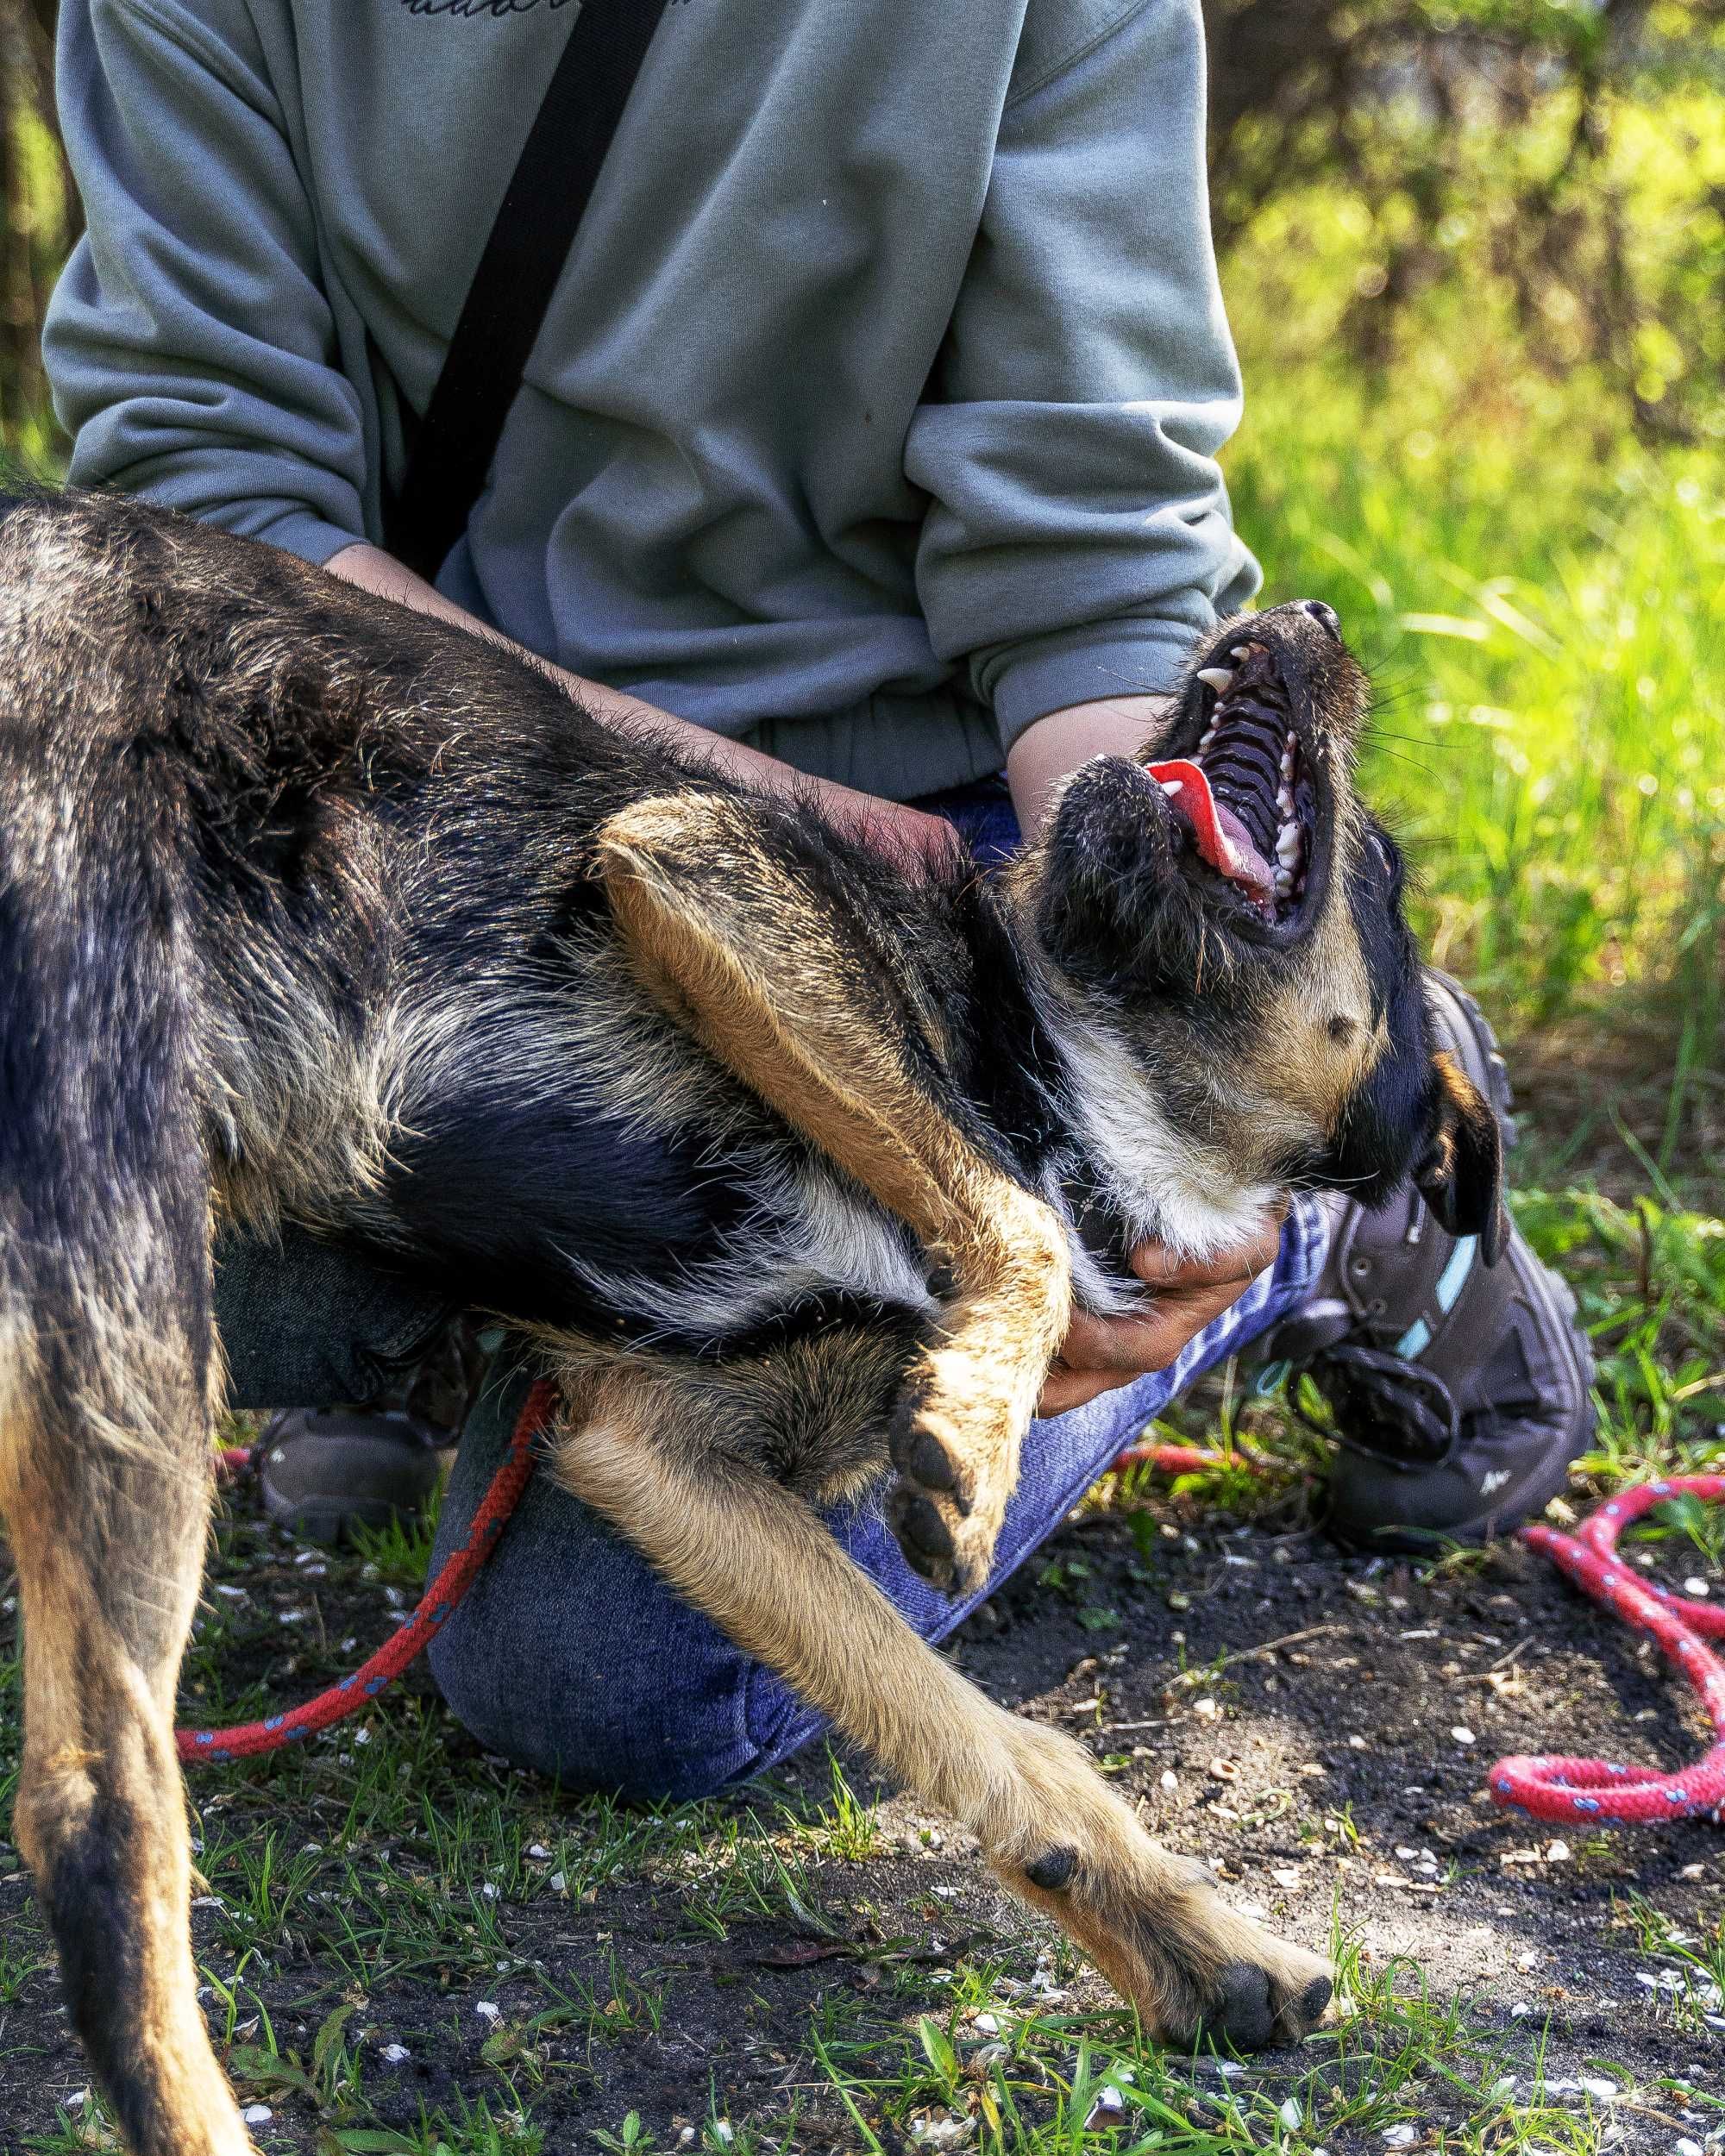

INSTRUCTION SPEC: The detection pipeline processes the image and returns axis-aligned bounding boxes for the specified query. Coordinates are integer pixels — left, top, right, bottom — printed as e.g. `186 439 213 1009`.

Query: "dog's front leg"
596 795 1071 1595
551 1373 1333 2051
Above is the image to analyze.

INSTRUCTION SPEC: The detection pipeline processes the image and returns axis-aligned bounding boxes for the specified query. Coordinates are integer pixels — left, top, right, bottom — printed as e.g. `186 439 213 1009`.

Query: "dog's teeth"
1198 724 1218 754
1160 779 1183 795
1276 784 1295 816
1276 825 1302 864
1195 666 1234 693
1274 868 1294 896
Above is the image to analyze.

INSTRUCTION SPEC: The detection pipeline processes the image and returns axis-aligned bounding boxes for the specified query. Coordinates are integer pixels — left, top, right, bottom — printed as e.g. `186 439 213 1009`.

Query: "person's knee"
427 1612 819 1799
426 1388 827 1798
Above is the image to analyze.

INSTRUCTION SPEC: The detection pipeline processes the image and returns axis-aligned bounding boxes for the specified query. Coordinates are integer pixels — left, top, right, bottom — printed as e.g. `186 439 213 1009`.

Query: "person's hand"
782 773 966 873
1038 1211 1286 1415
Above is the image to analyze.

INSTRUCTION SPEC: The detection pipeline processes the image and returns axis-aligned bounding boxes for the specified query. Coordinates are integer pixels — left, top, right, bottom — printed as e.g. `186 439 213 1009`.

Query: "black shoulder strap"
382 0 673 584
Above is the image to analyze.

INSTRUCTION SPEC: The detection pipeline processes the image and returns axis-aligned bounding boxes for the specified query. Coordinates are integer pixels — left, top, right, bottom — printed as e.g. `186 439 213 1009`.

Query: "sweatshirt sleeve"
904 0 1260 751
43 0 367 566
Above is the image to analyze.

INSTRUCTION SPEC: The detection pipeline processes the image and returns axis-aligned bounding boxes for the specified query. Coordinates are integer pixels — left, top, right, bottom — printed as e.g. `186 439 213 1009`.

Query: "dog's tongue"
1146 760 1276 907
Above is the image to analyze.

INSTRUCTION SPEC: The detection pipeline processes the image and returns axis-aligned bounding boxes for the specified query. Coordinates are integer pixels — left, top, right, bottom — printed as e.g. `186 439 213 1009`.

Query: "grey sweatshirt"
46 0 1260 800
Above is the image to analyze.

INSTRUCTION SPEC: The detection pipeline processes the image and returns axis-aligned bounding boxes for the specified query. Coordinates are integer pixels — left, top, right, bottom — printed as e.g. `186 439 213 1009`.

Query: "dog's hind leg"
0 1288 250 2156
595 795 1071 1597
0 753 252 2151
551 1369 1333 2053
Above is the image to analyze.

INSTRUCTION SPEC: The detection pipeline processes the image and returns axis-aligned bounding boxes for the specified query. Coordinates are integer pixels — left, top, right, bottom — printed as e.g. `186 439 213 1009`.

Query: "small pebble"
476 2000 499 2021
1160 1769 1179 1791
380 2042 409 2064
973 2012 999 2034
1683 1579 1710 1598
242 2107 273 2126
1452 1726 1476 1745
1279 2096 1303 2129
1382 2127 1417 2147
1545 1840 1571 1862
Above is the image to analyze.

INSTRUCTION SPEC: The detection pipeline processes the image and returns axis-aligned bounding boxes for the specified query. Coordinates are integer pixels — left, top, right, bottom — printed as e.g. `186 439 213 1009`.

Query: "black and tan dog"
0 488 1503 2155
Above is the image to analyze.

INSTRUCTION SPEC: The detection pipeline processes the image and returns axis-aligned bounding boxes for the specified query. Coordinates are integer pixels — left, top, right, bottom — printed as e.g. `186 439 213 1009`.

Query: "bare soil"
1 1475 1719 2149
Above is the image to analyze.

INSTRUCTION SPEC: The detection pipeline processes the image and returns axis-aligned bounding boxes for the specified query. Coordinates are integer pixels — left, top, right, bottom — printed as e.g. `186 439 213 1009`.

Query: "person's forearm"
328 542 785 780
323 542 958 864
1005 693 1176 840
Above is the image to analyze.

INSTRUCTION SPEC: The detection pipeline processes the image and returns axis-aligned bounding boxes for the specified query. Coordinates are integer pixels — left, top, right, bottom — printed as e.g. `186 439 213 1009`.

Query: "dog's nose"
1298 599 1342 642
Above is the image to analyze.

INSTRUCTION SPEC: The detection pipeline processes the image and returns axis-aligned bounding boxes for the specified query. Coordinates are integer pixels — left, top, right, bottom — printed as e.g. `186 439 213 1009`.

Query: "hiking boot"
257 1407 450 1545
1261 968 1595 1552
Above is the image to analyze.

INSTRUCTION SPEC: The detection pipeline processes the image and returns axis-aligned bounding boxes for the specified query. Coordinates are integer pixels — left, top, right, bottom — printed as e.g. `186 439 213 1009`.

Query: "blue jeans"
422 1204 1327 1796
210 778 1332 1798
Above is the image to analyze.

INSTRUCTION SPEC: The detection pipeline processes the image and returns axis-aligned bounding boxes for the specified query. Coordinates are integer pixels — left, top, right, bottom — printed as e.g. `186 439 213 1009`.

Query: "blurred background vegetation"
1 0 1721 1189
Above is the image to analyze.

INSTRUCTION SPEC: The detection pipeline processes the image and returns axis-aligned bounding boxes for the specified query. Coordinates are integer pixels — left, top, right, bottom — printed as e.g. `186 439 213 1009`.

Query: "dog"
0 487 1503 2155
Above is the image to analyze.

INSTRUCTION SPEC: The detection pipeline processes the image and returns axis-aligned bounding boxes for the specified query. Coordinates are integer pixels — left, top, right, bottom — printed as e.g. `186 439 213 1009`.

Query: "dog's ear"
1414 1050 1506 1264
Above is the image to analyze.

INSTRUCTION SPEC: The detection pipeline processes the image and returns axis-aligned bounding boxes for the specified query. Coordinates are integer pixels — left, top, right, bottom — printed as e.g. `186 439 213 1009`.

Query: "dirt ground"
2 1460 1720 2152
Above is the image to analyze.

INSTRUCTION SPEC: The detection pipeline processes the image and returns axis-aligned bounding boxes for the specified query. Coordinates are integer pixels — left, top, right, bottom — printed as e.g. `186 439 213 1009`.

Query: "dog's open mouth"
1148 635 1319 928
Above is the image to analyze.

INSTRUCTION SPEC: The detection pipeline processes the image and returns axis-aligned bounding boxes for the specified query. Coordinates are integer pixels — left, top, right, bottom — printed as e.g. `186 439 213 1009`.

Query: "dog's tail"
0 766 251 2152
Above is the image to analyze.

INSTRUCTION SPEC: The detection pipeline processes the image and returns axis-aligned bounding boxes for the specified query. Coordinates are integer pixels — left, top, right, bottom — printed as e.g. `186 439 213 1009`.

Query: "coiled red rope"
1490 1475 1725 1825
177 1379 556 1764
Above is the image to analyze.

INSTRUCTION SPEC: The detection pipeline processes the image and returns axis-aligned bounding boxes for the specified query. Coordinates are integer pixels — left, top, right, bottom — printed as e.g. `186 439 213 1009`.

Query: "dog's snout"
1298 599 1342 642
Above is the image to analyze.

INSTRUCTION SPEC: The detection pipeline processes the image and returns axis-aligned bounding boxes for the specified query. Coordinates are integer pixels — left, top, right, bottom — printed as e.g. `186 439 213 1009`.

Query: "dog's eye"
1368 831 1403 893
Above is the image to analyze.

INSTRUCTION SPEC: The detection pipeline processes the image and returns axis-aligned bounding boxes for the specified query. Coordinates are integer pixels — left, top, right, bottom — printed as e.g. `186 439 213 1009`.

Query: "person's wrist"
1006 693 1176 840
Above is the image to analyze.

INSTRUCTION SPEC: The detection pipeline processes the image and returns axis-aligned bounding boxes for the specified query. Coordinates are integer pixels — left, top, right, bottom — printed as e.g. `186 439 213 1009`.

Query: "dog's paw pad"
1024 1846 1078 1892
885 1480 991 1599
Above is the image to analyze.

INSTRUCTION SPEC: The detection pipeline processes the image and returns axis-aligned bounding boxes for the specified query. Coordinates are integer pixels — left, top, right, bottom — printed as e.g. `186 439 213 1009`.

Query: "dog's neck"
953 877 1281 1311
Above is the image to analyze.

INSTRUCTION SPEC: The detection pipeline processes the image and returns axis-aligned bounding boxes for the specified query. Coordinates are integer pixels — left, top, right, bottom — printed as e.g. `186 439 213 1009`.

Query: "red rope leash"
185 1390 1722 1828
176 1418 1258 1767
1111 1441 1278 1479
1490 1475 1725 1825
177 1379 557 1764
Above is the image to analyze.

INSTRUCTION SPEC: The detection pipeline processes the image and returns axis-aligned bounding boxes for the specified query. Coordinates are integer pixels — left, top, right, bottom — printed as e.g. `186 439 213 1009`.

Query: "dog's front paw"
885 1361 1019 1599
1007 1842 1334 2053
